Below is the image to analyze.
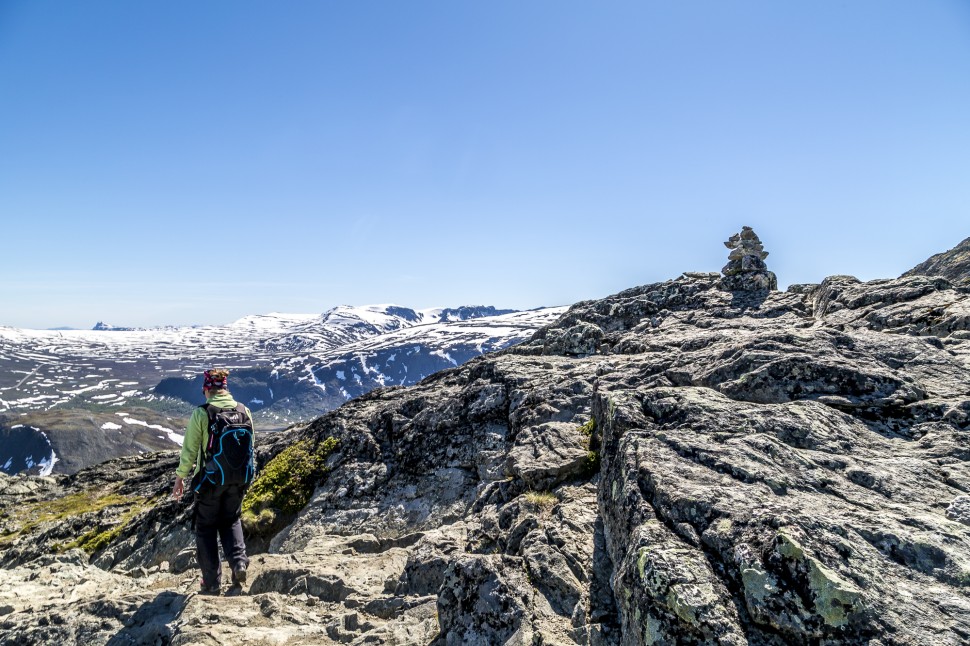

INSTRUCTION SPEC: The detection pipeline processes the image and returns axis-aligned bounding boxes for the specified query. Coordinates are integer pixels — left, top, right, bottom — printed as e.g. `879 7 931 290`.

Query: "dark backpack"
194 403 255 490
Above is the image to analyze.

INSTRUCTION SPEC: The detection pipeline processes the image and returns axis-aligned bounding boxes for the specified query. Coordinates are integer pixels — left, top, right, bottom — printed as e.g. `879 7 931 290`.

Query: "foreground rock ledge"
1 270 969 645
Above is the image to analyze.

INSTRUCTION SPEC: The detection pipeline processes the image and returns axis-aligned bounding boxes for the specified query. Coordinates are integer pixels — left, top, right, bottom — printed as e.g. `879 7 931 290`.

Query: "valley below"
0 306 565 475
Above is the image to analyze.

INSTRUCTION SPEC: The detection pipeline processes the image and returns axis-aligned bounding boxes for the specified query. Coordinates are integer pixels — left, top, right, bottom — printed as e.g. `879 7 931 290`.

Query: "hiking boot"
232 565 247 586
200 581 221 596
225 583 244 597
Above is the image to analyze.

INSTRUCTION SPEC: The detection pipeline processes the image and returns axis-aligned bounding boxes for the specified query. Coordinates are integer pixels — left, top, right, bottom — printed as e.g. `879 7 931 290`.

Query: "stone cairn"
720 226 778 291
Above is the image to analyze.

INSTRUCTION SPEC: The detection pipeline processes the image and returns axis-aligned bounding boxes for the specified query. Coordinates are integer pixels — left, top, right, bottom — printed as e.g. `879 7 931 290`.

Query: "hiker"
172 369 254 596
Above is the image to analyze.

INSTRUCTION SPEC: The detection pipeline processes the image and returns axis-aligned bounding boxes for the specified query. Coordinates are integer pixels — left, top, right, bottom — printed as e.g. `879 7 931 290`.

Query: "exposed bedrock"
904 236 970 288
595 386 970 645
1 243 970 644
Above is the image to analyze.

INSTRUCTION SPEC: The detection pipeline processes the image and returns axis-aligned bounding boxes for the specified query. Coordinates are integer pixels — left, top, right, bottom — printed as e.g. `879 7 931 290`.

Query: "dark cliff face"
1 263 969 644
903 236 970 286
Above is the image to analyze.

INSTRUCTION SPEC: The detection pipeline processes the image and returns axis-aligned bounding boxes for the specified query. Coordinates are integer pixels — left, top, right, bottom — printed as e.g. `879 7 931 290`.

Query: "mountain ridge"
0 304 565 476
75 304 531 335
0 231 968 644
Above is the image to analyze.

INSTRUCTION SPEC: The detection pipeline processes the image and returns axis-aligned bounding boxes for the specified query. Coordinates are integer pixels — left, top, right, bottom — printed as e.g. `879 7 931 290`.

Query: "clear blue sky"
1 1 968 329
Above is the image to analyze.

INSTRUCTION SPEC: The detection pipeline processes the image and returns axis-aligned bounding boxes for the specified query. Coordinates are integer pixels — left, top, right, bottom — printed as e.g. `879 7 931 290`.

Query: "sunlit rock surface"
1 236 969 645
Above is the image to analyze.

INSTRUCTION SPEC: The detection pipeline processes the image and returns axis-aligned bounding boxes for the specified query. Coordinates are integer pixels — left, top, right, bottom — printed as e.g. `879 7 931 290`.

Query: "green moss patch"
0 489 145 548
242 436 339 537
64 502 150 554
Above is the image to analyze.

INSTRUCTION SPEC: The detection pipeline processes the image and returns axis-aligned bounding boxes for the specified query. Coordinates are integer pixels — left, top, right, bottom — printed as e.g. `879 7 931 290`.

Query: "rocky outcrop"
904 236 970 287
1 235 969 645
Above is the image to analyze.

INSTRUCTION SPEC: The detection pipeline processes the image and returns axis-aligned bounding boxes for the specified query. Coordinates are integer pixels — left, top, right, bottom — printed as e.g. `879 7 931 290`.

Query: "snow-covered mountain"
152 306 563 426
0 304 566 474
292 309 563 401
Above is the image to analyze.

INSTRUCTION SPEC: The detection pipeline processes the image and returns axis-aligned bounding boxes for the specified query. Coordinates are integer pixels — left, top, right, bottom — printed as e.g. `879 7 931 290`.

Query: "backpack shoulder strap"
198 403 218 428
233 403 254 430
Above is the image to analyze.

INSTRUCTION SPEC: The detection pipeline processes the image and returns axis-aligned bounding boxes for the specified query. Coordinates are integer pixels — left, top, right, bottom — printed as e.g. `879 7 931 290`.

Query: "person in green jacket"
172 369 253 595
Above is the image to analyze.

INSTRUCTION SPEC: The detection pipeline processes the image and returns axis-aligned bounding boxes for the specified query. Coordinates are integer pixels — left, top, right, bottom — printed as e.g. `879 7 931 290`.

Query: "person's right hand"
172 476 184 501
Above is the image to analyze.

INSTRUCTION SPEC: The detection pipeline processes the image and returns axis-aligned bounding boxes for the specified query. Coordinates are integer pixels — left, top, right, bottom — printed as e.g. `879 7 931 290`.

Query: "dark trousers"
195 483 249 587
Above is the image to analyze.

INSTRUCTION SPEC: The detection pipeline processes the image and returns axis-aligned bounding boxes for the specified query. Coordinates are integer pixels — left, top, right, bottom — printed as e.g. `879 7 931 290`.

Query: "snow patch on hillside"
119 416 184 446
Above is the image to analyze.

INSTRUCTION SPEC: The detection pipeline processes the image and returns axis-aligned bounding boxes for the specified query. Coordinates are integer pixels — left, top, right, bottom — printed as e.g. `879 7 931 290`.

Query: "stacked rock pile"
720 225 778 291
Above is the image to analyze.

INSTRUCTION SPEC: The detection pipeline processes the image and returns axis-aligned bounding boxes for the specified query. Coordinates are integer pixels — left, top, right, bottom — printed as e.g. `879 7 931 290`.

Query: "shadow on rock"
728 287 770 311
105 591 188 646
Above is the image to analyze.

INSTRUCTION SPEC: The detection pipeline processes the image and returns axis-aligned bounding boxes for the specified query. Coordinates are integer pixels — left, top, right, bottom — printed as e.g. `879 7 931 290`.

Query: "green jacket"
176 391 254 479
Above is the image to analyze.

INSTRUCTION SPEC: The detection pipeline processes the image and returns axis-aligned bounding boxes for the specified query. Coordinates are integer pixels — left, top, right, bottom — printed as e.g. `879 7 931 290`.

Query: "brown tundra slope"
1 230 969 646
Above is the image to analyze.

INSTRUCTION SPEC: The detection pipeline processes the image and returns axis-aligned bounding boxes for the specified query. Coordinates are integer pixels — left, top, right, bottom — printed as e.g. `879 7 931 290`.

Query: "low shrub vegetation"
524 490 557 514
0 489 145 549
241 436 339 537
64 502 150 554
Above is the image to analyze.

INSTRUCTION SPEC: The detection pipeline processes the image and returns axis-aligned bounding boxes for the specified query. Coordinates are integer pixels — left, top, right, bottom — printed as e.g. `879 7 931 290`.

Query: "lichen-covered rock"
434 555 534 646
595 382 970 644
948 496 970 527
541 322 606 356
2 236 970 645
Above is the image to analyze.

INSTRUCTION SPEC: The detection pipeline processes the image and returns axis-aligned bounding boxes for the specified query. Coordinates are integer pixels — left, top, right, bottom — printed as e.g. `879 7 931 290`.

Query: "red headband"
203 370 227 390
